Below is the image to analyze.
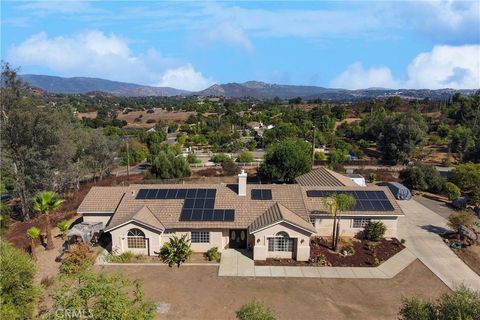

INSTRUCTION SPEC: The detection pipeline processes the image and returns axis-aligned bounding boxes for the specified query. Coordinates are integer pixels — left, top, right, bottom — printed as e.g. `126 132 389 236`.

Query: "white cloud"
331 45 480 89
203 22 253 52
8 30 214 91
330 62 399 90
156 65 214 91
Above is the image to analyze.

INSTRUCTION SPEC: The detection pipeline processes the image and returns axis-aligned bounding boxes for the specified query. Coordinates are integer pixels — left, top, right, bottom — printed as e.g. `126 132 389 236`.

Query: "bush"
61 243 96 274
211 153 230 164
236 151 254 163
400 164 446 193
205 247 220 261
57 220 70 239
159 234 192 267
448 210 476 239
399 286 480 320
187 152 201 164
357 139 370 148
107 251 138 263
368 173 377 183
146 109 155 113
236 300 276 320
146 119 156 124
444 182 461 201
222 160 240 176
0 241 41 319
364 221 387 241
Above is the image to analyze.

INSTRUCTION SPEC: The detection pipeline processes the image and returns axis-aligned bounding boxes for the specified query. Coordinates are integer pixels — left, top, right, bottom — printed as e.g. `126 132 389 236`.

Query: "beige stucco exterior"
82 213 111 227
313 216 399 238
251 222 311 262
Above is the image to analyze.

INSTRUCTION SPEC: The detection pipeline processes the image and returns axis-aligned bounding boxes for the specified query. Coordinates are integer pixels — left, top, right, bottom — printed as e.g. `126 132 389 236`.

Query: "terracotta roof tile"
77 186 127 214
295 167 358 187
249 202 315 234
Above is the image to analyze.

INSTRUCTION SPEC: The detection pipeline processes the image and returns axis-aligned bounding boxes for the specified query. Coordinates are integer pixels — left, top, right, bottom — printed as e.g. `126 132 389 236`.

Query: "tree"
399 286 480 320
0 241 40 319
33 191 64 250
378 112 427 163
210 153 231 164
260 138 312 182
48 271 156 320
400 164 445 193
149 147 191 179
262 123 299 145
444 182 461 201
448 211 476 240
450 163 480 197
449 126 475 161
236 151 254 163
236 300 276 320
159 234 192 267
57 220 70 240
322 193 356 250
26 226 41 260
328 148 349 165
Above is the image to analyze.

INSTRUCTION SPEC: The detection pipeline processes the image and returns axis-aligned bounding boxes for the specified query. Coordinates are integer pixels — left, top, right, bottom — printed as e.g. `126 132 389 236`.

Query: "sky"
1 0 479 91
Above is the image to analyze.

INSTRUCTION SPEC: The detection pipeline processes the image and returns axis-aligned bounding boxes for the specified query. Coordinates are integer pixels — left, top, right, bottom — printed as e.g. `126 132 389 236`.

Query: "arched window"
268 231 294 252
127 228 146 248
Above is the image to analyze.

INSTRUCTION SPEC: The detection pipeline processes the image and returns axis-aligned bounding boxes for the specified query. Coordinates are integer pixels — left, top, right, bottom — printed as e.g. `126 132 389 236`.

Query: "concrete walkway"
397 199 480 291
218 248 416 278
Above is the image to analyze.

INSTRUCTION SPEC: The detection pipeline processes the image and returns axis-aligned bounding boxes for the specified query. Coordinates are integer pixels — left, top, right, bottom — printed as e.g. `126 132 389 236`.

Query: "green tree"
400 164 445 193
210 153 231 164
48 271 156 320
33 191 65 250
0 241 40 319
448 211 476 240
399 286 480 320
378 112 427 163
450 162 480 198
260 138 312 182
26 226 41 260
57 220 70 240
328 148 349 164
159 234 192 267
149 148 191 179
186 152 201 164
363 221 387 241
322 194 356 251
443 182 461 201
262 122 299 145
449 126 475 161
236 151 254 163
236 300 276 320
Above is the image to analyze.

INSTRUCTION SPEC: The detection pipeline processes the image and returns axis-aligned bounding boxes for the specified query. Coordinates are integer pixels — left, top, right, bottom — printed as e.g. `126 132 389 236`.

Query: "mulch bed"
255 238 404 267
109 252 220 264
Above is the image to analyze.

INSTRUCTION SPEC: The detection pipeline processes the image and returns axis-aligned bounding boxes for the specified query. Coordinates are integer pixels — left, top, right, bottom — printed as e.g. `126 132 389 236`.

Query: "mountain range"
19 74 477 101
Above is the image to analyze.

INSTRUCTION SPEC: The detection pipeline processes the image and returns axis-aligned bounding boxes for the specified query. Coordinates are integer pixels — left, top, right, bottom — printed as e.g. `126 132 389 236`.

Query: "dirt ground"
452 244 480 276
95 260 449 320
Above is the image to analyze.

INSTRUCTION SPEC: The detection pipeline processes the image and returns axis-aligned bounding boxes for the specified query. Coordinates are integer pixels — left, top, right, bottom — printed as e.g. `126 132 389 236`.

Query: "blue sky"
2 1 479 90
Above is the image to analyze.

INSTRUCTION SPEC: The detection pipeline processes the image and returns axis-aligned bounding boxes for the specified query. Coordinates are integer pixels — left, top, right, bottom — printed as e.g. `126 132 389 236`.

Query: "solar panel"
179 209 192 221
202 209 214 221
176 189 187 199
191 209 203 220
204 198 215 208
166 189 178 199
224 209 235 221
306 190 394 211
194 198 205 208
184 198 195 209
136 189 148 199
251 189 273 200
186 189 197 198
213 209 224 221
146 189 158 199
206 189 216 198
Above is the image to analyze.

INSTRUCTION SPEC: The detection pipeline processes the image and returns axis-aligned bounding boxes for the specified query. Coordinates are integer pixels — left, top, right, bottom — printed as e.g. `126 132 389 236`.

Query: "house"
78 167 403 261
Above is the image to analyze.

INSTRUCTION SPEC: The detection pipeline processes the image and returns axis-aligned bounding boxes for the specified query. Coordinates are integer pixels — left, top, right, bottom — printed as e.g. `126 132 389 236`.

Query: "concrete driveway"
397 199 480 291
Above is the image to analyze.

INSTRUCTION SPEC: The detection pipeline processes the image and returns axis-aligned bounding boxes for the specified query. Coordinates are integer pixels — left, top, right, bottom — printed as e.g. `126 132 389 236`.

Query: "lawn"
95 260 449 320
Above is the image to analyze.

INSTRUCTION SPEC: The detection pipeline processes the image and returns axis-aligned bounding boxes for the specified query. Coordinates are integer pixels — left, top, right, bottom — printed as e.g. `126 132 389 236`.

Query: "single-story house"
77 167 403 261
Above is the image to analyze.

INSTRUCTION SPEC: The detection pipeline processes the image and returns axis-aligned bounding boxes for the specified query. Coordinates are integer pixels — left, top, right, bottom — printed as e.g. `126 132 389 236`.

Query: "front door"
229 229 247 249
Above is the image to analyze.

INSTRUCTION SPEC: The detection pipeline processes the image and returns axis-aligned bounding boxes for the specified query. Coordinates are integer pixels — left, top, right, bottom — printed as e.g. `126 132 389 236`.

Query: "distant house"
78 167 403 262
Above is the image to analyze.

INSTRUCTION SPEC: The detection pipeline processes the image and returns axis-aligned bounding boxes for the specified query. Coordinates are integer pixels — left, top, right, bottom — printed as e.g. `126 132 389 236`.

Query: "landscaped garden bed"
105 252 220 264
255 237 404 267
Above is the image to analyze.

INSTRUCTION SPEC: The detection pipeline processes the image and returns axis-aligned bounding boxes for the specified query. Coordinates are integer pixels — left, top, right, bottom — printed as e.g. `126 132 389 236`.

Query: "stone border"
218 248 417 278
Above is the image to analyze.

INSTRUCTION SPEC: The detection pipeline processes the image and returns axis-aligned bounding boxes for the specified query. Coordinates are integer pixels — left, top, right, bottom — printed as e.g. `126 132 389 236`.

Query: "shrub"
146 109 155 113
399 286 480 320
357 139 370 148
57 220 70 239
61 243 96 274
400 164 446 193
314 151 327 161
107 251 137 263
236 300 276 320
134 117 142 122
0 241 41 319
443 182 461 201
187 152 201 164
236 151 254 163
368 173 377 183
205 247 220 261
364 221 387 241
222 160 240 176
146 119 156 124
211 153 230 164
448 210 476 239
159 234 192 267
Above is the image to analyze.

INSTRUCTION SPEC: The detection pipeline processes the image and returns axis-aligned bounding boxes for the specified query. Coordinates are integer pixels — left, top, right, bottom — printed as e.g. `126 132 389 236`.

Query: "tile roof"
249 202 316 234
295 167 358 187
102 183 309 230
130 206 165 231
301 185 403 216
77 186 127 214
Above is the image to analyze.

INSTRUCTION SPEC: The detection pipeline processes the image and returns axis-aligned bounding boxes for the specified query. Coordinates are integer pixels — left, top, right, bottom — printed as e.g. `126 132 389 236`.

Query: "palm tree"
26 226 41 260
33 191 64 250
159 234 192 267
57 220 70 240
322 193 356 251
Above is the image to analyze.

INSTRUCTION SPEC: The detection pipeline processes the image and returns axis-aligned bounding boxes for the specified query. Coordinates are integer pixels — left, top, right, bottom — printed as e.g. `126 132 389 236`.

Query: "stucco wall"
160 229 229 252
252 222 311 261
82 213 111 227
313 216 398 238
110 222 162 256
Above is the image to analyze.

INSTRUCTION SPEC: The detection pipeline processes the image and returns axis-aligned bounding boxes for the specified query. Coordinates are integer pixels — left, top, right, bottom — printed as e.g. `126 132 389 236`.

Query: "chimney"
238 169 247 196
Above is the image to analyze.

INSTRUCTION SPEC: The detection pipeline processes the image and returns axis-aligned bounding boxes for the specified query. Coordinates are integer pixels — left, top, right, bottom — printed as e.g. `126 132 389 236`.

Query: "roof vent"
238 169 247 196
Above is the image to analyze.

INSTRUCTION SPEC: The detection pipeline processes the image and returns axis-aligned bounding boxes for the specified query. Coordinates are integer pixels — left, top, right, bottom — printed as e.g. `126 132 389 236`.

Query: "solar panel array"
306 190 394 211
136 188 235 221
251 189 273 200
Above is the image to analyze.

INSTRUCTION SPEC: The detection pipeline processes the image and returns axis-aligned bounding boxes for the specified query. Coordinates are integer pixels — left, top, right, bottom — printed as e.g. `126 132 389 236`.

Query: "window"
127 228 146 248
309 216 316 226
191 231 209 243
268 232 294 252
352 218 371 228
